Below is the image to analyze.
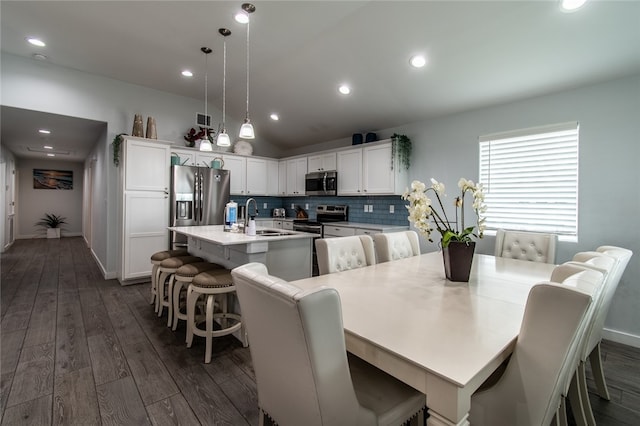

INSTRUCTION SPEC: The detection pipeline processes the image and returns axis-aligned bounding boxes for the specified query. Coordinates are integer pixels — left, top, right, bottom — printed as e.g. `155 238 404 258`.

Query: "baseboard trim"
602 328 640 349
90 247 117 280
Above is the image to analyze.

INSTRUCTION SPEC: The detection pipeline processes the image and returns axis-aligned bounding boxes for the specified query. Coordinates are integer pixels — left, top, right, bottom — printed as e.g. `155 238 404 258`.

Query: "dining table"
290 252 556 426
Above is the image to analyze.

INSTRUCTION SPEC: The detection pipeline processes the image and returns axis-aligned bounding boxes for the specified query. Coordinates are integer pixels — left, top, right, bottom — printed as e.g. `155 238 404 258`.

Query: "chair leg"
569 372 588 426
577 361 597 426
556 397 568 426
167 274 176 327
589 342 611 400
156 270 169 315
205 294 215 364
150 264 159 304
172 281 185 331
186 286 196 348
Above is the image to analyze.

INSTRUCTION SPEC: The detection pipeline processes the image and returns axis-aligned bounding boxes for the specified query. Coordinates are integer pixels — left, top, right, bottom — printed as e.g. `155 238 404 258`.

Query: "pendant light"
199 47 214 151
238 3 256 140
216 28 232 147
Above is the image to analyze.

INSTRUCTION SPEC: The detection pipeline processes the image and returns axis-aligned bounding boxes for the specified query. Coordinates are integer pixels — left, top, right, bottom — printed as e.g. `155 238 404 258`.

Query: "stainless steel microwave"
305 171 337 196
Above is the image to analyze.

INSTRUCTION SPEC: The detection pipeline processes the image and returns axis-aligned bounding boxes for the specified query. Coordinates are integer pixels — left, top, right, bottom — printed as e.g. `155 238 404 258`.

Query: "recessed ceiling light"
181 70 193 77
44 145 53 149
270 113 279 121
32 53 48 61
47 153 55 157
338 84 351 95
235 12 249 24
410 55 427 68
39 129 51 134
26 37 46 47
560 0 587 11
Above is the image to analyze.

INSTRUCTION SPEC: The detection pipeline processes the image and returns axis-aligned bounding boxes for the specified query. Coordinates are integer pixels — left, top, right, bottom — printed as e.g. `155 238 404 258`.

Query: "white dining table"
290 252 556 426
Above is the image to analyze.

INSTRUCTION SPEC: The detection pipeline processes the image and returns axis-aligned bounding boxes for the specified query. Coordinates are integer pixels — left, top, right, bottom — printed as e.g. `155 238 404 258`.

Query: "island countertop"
169 225 315 246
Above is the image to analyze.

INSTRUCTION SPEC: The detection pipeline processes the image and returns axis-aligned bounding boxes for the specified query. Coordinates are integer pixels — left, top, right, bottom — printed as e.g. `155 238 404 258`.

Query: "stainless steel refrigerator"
170 165 230 249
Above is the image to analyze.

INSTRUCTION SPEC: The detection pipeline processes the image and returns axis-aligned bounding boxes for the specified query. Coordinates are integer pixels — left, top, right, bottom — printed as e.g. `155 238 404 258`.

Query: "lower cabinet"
323 225 356 238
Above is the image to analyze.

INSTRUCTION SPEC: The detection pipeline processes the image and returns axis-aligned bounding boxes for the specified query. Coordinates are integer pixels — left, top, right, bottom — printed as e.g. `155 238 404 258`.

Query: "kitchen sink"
255 229 296 236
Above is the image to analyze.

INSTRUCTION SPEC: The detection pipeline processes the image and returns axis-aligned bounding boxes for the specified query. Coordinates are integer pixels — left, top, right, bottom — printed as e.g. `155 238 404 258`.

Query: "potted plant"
184 127 215 148
391 133 412 170
402 178 486 281
36 213 67 239
113 133 127 167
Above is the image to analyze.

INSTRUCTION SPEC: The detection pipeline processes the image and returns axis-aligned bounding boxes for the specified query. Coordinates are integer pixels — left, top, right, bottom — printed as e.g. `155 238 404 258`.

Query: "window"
479 122 579 241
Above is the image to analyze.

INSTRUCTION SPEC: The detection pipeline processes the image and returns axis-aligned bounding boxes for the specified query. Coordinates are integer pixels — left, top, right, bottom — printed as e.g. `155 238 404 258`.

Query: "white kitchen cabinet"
171 148 197 166
267 160 279 196
337 141 407 196
282 220 294 231
336 148 363 195
246 157 267 195
286 157 307 196
323 225 356 238
355 228 379 236
222 154 247 195
307 152 337 172
278 161 287 196
119 136 171 283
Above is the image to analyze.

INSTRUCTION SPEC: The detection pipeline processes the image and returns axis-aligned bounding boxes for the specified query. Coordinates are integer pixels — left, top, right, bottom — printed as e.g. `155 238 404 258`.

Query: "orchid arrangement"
402 178 487 248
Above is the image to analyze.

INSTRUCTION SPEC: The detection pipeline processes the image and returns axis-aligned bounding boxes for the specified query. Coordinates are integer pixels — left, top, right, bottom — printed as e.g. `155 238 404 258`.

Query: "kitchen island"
169 225 315 280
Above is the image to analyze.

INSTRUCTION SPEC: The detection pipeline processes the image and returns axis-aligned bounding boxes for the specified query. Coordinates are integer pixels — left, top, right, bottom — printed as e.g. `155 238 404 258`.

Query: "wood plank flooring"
1 237 639 425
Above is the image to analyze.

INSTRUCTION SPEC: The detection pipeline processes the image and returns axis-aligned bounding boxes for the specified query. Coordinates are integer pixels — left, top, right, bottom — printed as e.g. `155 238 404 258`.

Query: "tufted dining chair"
549 263 607 426
470 282 592 426
315 235 376 275
494 229 558 263
231 262 426 426
374 231 420 263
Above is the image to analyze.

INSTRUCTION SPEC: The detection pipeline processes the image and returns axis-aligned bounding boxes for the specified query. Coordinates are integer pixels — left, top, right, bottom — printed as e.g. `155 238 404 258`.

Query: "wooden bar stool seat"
186 269 243 364
156 255 203 316
170 261 225 330
150 249 188 305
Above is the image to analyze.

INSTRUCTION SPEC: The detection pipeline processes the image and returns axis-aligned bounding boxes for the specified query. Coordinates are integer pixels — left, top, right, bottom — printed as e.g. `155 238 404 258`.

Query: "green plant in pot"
391 133 412 170
36 213 67 239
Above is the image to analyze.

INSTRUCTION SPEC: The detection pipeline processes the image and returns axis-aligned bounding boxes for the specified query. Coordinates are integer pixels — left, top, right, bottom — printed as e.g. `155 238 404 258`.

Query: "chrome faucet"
245 198 258 233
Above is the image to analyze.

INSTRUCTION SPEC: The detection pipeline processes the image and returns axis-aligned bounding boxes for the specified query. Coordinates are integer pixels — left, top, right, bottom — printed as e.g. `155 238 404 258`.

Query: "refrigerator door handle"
198 171 204 222
194 170 200 224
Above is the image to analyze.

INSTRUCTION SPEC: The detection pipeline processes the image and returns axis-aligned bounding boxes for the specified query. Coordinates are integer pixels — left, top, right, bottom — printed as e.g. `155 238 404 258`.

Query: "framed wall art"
33 169 73 190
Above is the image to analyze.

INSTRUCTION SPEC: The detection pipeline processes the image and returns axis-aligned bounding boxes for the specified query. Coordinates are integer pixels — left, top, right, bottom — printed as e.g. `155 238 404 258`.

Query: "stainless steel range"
293 205 348 276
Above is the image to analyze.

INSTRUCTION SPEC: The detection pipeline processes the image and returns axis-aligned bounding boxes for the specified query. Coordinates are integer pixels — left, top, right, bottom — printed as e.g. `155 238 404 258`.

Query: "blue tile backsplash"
231 195 409 226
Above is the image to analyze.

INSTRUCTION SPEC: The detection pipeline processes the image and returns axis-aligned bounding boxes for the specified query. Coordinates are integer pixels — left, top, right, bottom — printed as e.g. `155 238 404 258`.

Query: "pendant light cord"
245 19 250 120
222 37 227 130
204 52 208 123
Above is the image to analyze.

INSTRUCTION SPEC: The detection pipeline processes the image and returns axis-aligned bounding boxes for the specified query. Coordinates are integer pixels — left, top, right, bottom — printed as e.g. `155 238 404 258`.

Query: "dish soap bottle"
247 215 256 236
224 201 238 232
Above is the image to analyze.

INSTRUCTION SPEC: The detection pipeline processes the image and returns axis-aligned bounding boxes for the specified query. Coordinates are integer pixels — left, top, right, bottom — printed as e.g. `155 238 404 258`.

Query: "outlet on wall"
369 204 373 212
363 205 368 212
263 203 268 209
305 203 309 210
389 205 394 213
291 203 295 209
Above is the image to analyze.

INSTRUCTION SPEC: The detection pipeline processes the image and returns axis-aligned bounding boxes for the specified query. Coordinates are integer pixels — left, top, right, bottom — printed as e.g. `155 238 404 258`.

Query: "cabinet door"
195 152 216 168
337 148 362 195
223 155 247 195
124 138 170 192
355 228 379 236
278 161 287 196
286 158 307 196
323 225 355 238
363 143 394 194
246 157 268 195
266 160 279 196
172 148 196 166
308 152 337 172
123 191 169 279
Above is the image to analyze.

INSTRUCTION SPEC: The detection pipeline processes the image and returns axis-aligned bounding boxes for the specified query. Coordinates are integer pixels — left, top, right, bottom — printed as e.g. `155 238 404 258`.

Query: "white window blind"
479 122 579 240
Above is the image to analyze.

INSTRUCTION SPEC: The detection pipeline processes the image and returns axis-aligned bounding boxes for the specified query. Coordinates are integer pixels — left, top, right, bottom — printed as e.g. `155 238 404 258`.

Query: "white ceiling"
2 1 639 161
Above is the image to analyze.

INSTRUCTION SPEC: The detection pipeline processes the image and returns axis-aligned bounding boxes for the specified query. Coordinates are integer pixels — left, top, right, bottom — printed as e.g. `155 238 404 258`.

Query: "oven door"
293 223 322 276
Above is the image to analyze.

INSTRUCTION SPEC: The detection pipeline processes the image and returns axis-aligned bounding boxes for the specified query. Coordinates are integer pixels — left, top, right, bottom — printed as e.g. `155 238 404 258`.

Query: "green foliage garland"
391 133 412 170
113 133 127 167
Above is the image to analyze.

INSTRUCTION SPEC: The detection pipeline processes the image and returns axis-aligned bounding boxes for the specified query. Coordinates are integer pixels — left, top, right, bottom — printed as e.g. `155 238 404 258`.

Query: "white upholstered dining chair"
494 229 558 263
231 262 426 426
469 282 592 426
374 231 420 263
315 235 376 275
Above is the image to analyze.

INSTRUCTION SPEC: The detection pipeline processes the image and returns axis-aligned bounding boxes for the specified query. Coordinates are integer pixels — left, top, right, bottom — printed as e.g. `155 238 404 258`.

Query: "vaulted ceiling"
2 1 639 160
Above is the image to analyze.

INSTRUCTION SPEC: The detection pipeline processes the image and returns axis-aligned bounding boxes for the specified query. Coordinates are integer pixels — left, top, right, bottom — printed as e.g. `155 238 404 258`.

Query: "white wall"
16 159 84 238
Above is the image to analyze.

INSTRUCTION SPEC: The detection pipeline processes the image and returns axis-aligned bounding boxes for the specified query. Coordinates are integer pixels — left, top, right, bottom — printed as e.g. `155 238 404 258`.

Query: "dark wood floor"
1 237 639 425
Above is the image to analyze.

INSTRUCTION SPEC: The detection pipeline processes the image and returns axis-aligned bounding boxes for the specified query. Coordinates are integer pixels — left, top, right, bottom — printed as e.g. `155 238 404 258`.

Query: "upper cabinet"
266 159 279 196
124 137 171 192
171 148 196 166
222 154 247 195
307 152 337 172
246 157 268 196
286 157 307 196
337 140 408 196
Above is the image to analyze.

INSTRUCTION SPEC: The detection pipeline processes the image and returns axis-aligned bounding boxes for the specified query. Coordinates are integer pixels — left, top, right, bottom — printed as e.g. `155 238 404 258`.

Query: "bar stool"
186 269 243 363
169 261 224 330
156 255 203 317
149 249 188 305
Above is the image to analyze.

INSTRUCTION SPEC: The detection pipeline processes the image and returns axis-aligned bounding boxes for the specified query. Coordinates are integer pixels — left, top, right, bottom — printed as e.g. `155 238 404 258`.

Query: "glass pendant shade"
239 119 255 139
199 138 213 151
216 131 231 147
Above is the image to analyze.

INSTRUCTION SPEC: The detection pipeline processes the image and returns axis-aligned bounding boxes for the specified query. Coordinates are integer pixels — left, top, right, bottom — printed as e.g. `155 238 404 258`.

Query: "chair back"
315 235 376 275
494 229 557 263
550 264 605 394
231 263 363 426
470 283 591 426
374 231 420 263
